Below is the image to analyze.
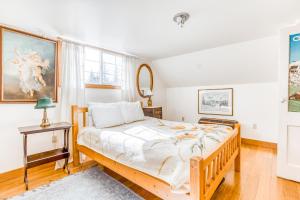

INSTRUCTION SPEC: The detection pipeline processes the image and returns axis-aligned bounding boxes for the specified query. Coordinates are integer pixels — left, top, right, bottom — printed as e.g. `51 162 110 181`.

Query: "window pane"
116 65 122 73
85 72 101 84
103 53 115 64
103 63 116 75
84 48 124 86
85 47 100 62
85 61 100 73
116 72 121 80
103 74 115 84
116 56 124 66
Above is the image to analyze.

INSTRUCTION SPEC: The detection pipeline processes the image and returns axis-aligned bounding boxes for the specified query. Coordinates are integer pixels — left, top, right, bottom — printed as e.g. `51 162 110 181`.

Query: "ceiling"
0 0 299 60
152 36 279 87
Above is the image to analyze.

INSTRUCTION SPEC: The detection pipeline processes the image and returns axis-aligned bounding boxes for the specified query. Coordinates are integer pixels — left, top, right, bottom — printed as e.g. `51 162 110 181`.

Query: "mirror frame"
136 64 154 98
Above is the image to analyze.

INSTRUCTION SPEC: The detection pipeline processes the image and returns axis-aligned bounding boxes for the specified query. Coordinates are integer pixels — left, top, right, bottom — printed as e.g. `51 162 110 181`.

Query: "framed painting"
198 88 233 116
0 27 58 103
288 33 300 112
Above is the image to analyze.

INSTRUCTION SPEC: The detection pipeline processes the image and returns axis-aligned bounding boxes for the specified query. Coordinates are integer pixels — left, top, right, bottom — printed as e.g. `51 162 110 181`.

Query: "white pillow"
120 101 144 123
91 104 125 128
88 102 118 126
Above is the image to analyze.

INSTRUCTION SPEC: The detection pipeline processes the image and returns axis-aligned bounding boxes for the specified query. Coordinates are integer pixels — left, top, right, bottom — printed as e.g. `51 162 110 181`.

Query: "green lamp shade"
34 97 56 109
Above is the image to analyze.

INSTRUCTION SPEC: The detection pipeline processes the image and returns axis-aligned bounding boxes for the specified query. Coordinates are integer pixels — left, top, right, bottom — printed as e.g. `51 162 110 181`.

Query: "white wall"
85 88 122 103
153 36 280 143
166 83 279 143
0 89 124 173
0 105 59 173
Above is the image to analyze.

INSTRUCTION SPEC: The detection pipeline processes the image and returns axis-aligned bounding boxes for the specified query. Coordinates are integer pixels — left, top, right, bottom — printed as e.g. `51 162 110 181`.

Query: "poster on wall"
288 33 300 112
0 27 58 103
198 88 233 116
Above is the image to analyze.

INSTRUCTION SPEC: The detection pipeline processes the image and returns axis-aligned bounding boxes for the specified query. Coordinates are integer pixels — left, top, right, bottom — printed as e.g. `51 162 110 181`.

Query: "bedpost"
71 105 80 166
139 101 143 108
234 124 241 172
190 157 205 200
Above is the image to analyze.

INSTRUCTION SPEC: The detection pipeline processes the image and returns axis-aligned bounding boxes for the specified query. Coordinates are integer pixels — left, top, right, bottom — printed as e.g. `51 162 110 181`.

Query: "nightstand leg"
63 129 70 174
64 157 70 174
24 168 28 190
23 135 28 190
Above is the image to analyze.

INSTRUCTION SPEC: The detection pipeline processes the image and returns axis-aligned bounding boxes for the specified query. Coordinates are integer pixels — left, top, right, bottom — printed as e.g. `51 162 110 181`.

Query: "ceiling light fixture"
173 12 190 28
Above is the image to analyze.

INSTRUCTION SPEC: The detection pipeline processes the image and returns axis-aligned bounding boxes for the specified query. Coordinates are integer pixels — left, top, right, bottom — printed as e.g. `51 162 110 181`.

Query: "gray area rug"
10 167 143 200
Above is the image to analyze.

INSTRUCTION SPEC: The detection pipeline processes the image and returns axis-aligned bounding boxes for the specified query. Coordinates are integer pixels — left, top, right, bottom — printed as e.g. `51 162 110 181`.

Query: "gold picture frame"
0 26 60 103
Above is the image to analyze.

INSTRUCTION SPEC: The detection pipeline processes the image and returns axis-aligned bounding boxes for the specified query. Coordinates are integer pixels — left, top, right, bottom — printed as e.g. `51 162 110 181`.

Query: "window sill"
85 84 121 90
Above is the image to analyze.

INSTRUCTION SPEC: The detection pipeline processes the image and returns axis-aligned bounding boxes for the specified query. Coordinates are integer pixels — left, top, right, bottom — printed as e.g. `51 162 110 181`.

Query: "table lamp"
144 89 153 107
34 97 55 127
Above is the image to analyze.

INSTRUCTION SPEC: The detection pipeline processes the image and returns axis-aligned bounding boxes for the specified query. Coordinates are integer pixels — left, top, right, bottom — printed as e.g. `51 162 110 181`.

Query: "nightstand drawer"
143 107 163 119
154 110 162 115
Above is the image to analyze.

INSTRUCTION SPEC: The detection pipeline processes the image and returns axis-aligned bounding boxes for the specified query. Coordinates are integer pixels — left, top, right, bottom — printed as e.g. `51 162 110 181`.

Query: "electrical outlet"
52 135 58 143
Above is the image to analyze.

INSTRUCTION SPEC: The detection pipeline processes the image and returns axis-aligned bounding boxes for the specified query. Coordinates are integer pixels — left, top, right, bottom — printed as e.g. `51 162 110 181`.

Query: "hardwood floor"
1 144 300 200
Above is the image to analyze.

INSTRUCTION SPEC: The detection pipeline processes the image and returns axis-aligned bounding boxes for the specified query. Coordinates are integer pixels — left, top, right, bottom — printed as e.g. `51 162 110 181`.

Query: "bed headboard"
71 105 88 166
198 117 239 128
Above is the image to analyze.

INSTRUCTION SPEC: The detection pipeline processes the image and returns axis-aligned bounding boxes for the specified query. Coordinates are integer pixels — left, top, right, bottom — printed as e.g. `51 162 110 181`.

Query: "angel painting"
1 28 57 102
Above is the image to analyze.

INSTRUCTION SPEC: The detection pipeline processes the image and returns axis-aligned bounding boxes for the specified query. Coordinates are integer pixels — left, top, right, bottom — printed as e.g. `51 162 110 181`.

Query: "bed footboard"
190 124 241 200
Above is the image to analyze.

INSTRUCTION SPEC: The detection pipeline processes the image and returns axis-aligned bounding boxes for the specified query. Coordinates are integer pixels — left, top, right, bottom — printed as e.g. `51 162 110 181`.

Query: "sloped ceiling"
152 36 279 87
0 0 299 60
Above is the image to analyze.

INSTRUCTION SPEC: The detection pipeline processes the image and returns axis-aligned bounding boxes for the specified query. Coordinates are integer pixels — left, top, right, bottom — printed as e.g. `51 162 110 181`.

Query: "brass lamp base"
40 108 51 128
147 96 152 107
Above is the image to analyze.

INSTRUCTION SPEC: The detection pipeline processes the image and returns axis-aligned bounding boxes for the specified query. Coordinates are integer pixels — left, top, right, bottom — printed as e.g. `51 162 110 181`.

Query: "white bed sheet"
77 117 233 192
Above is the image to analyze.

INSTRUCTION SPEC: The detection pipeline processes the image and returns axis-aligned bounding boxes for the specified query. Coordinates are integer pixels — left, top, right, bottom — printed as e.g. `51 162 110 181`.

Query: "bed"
71 105 241 200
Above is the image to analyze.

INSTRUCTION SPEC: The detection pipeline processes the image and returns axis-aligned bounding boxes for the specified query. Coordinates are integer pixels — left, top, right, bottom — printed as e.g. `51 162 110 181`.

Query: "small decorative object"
198 88 233 116
34 97 55 127
144 89 153 107
288 33 300 112
0 27 58 103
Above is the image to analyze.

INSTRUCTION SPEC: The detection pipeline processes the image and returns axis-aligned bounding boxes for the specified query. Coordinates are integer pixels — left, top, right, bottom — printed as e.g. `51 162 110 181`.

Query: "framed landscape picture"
0 27 58 103
198 88 233 116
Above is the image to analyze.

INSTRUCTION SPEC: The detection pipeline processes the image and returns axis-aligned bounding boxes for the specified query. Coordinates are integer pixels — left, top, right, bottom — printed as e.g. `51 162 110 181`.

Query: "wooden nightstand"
18 122 71 190
143 106 162 119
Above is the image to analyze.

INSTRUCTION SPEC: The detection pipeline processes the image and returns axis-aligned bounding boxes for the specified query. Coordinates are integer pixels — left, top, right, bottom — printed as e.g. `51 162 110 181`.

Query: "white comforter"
78 117 233 192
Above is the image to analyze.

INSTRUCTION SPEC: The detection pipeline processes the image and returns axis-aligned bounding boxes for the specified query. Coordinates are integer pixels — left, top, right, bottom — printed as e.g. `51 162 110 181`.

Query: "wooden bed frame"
71 105 241 200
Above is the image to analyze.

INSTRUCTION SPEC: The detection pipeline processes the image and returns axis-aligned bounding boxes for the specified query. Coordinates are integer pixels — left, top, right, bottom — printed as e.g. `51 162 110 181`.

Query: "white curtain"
59 41 85 121
56 41 85 169
121 56 136 101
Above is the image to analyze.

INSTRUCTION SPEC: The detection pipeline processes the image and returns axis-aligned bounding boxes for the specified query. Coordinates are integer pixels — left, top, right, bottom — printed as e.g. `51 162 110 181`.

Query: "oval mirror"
137 64 153 98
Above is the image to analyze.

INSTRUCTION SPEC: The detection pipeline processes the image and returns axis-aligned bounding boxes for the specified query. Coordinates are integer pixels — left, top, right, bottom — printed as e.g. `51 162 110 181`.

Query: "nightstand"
143 106 162 119
18 122 71 190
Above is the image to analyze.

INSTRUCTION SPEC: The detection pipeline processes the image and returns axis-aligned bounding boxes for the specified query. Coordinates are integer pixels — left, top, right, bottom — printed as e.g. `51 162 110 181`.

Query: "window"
84 47 124 88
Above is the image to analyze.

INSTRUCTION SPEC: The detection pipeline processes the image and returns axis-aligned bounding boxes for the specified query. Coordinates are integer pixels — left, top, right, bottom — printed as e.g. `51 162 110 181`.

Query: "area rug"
10 167 143 200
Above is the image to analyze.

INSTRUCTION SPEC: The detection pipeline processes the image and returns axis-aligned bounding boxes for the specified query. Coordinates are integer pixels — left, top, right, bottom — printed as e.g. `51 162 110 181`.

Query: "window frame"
84 47 123 90
85 83 121 89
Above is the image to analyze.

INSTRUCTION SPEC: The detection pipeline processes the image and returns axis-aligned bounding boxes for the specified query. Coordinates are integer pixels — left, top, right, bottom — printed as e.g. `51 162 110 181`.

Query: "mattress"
77 117 233 192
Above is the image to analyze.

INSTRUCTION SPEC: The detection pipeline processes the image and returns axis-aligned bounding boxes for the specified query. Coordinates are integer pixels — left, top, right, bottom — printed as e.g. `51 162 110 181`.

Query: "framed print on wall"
0 27 58 103
288 33 300 112
198 88 233 116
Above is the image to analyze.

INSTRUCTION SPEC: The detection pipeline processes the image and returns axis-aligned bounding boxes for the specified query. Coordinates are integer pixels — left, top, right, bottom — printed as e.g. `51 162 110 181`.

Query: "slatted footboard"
190 124 241 200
